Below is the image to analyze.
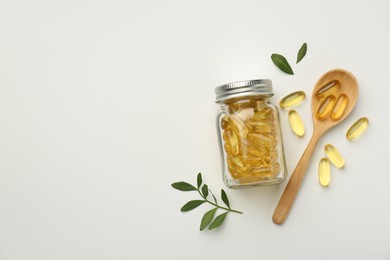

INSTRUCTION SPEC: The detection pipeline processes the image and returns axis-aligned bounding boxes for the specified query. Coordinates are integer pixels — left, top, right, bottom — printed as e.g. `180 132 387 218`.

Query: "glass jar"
215 79 287 189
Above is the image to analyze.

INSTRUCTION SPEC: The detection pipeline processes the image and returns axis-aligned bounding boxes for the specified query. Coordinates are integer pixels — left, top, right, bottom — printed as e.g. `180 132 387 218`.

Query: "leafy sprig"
296 43 307 64
271 54 294 75
172 173 243 231
271 42 308 75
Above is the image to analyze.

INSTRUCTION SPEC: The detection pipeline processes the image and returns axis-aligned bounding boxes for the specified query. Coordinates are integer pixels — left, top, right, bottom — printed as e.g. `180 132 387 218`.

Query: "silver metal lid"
215 79 273 103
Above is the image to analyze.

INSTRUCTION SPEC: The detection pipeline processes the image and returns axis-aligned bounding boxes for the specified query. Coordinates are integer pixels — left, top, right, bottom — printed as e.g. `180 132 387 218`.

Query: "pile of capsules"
279 81 369 187
221 99 280 183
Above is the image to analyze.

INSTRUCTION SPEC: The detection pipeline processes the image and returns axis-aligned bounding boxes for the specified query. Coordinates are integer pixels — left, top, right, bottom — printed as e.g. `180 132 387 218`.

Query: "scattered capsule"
325 144 345 168
318 158 331 187
279 91 306 109
288 110 305 137
346 117 369 141
315 80 339 97
331 94 349 121
316 95 336 120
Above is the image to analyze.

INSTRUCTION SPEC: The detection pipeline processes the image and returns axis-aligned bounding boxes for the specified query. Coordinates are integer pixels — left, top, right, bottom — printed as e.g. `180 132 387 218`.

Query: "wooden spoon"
272 69 359 224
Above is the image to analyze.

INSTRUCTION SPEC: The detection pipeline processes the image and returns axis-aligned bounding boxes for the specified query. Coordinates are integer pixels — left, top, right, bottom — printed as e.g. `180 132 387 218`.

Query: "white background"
0 0 389 259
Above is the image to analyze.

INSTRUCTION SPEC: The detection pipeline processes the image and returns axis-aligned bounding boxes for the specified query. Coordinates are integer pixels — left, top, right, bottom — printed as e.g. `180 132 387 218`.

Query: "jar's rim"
215 79 274 103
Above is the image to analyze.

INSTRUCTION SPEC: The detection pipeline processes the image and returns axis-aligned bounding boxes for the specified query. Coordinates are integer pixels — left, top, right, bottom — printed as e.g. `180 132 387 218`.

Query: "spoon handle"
272 131 321 224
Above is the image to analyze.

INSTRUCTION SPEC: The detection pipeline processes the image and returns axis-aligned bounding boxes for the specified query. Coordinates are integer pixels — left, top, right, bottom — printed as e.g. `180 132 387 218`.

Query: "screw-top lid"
215 79 273 103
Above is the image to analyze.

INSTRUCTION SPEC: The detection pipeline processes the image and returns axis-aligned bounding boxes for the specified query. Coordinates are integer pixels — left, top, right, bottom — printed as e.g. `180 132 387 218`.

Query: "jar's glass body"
217 96 287 189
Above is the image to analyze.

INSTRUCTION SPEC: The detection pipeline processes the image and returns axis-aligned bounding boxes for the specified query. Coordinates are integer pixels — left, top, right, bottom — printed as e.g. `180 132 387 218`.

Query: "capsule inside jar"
223 100 280 181
216 79 287 188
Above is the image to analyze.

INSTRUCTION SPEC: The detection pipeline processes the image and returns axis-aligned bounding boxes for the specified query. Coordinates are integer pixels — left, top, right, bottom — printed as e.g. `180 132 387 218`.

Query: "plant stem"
197 189 243 214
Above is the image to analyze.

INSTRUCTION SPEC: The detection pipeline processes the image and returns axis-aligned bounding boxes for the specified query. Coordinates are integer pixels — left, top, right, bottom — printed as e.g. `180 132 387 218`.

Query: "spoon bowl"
311 69 359 134
272 69 358 224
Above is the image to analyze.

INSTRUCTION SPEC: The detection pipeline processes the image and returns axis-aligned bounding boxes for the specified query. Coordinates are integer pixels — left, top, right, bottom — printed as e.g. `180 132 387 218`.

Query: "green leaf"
271 54 294 75
296 43 307 64
172 182 197 191
202 184 209 198
210 190 218 204
181 200 206 212
197 173 202 188
200 208 218 231
221 189 230 208
209 212 228 230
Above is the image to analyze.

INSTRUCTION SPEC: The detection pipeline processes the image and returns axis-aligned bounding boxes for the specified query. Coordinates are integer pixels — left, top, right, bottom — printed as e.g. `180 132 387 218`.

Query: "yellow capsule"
238 175 264 184
228 115 249 137
288 110 305 137
230 156 244 168
221 115 229 129
227 156 251 178
316 95 336 120
325 144 345 168
242 145 263 157
253 163 280 176
252 99 266 111
266 113 275 122
244 156 263 168
246 120 274 133
315 80 339 97
242 145 269 159
279 91 306 109
234 108 255 122
228 104 238 113
253 107 274 121
251 165 274 174
263 150 277 162
228 101 251 113
318 158 331 187
249 148 267 157
346 117 369 141
224 143 238 156
248 133 277 147
228 165 240 179
222 129 239 155
238 165 280 184
331 94 349 121
227 159 241 174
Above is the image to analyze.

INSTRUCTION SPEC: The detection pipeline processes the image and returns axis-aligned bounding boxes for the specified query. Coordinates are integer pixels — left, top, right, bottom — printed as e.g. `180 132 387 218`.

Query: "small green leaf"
271 54 294 75
197 173 202 188
296 43 307 64
210 190 218 204
209 212 228 230
200 208 218 231
172 182 197 191
181 200 206 212
202 184 209 198
221 189 230 208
